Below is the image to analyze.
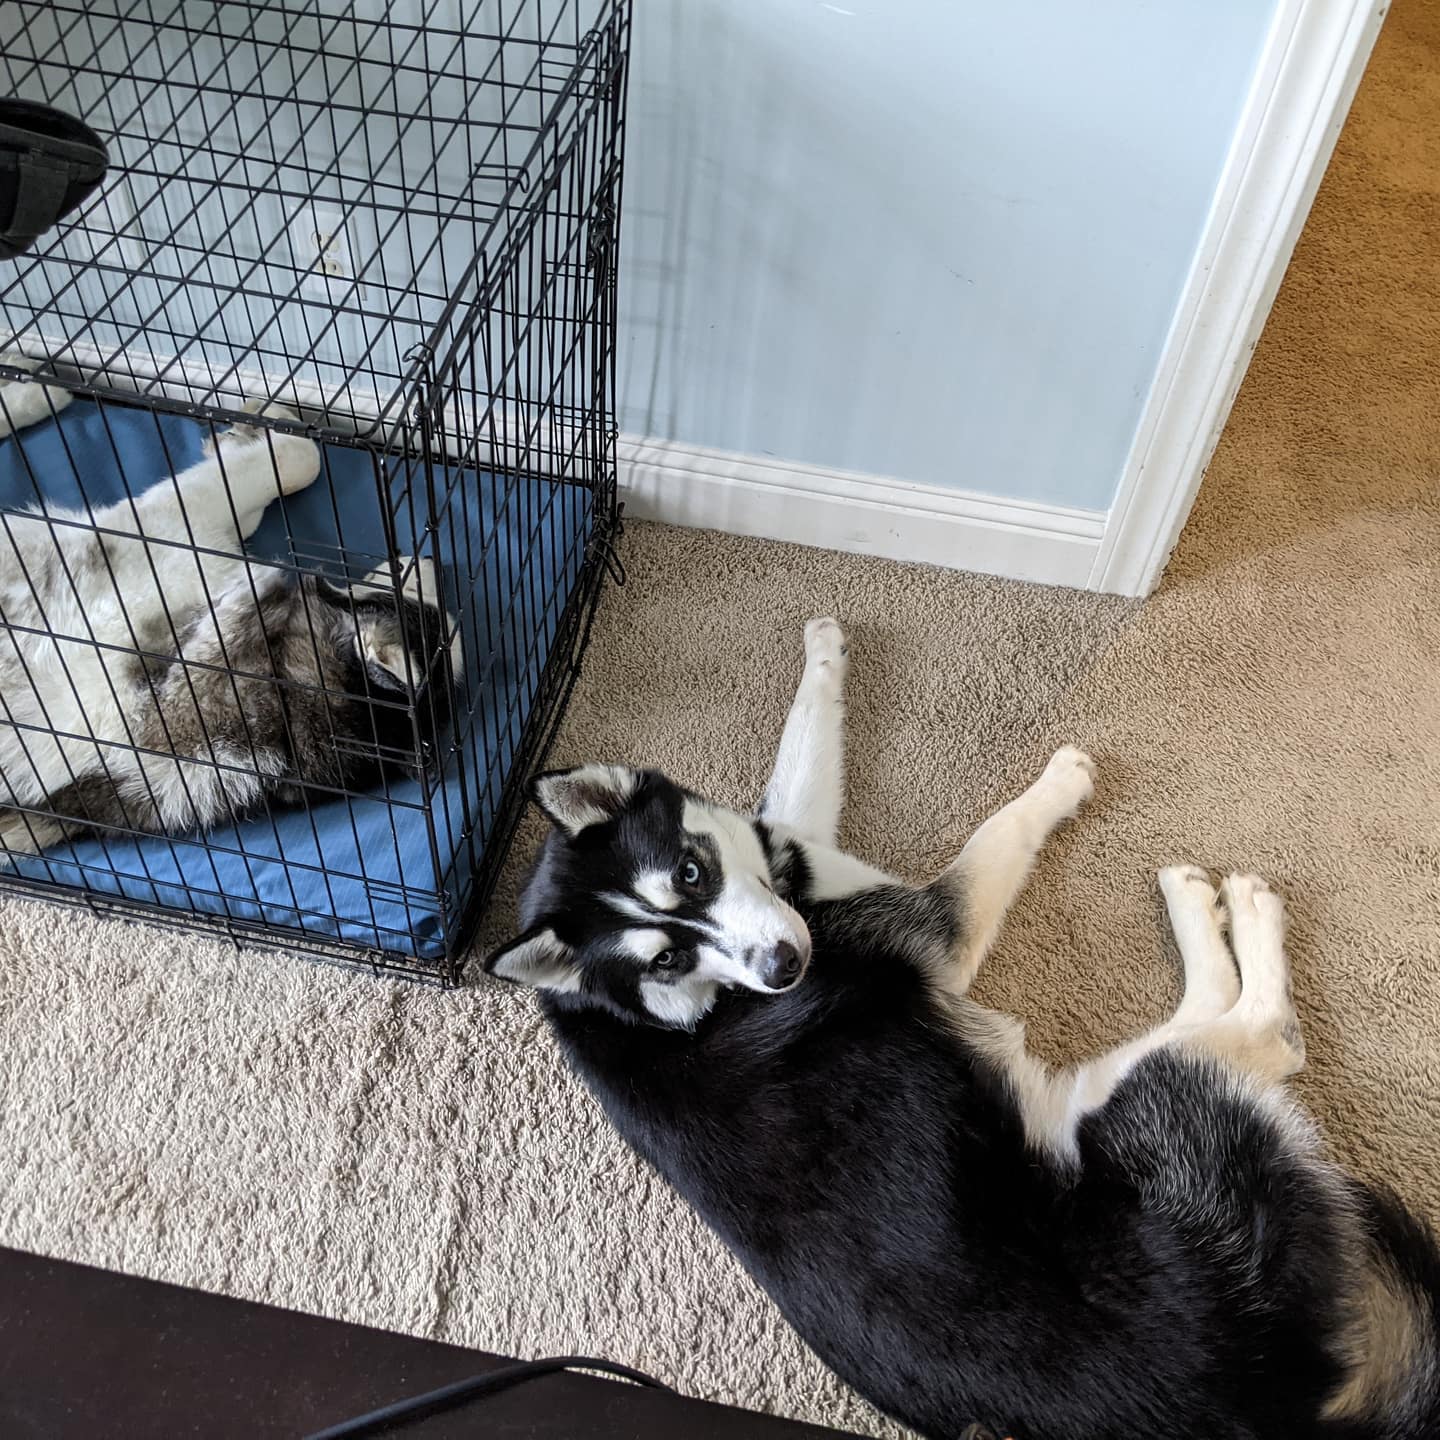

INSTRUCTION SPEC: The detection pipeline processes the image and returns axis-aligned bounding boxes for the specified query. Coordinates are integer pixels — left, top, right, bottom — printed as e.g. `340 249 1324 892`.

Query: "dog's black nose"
761 940 804 990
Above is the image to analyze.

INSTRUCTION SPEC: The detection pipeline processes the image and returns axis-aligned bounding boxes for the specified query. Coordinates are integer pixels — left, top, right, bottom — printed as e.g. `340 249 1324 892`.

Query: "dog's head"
299 557 463 775
486 765 812 1028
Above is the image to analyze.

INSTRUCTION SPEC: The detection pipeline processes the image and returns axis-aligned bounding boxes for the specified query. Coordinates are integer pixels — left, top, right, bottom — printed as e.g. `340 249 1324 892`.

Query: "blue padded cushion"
0 399 592 958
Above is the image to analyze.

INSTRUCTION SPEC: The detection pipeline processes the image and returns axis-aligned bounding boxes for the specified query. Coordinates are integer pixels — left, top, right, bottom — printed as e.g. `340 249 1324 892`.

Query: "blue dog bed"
0 398 593 959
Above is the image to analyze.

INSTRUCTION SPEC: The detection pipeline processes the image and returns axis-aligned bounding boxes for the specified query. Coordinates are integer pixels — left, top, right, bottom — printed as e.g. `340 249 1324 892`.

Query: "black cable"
304 1354 675 1439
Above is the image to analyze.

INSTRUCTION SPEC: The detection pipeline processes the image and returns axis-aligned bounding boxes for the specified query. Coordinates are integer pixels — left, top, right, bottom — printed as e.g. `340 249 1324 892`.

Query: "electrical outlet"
295 205 355 292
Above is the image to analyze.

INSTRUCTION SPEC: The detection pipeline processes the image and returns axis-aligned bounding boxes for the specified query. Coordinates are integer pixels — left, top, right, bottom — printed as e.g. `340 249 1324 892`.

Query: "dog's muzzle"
754 938 808 991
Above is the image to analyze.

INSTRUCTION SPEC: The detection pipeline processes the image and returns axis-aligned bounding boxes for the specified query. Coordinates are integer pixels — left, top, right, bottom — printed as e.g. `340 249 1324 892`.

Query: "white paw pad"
0 353 73 422
1222 873 1285 929
1037 746 1096 816
245 399 303 426
274 435 321 494
803 617 848 674
1159 864 1217 906
209 400 306 454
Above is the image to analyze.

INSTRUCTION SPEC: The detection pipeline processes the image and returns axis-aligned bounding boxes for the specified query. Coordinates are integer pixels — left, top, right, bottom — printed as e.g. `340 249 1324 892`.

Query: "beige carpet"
2 6 1437 1436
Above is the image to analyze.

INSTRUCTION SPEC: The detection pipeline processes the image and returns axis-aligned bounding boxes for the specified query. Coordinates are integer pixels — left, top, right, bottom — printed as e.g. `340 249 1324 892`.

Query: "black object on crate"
0 98 109 259
0 1 631 983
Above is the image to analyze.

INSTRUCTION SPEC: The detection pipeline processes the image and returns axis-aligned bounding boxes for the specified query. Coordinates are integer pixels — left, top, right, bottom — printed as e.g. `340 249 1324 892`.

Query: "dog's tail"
1322 1182 1440 1439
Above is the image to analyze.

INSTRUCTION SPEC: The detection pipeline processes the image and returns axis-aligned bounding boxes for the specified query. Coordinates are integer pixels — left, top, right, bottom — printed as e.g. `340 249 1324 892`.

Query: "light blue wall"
618 0 1279 511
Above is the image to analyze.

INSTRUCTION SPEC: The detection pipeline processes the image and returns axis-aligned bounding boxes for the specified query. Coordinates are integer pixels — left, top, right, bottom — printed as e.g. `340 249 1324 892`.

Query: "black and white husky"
0 358 457 857
488 619 1440 1440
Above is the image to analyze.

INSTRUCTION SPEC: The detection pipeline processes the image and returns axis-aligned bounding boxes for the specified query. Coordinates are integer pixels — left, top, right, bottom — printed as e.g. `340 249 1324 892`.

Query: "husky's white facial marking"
679 799 810 977
620 927 674 963
601 891 655 925
607 799 814 1027
602 800 813 1028
633 871 680 912
639 975 719 1028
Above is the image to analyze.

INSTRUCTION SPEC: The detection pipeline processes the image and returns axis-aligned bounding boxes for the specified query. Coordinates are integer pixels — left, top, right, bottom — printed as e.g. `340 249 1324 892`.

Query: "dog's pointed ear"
485 927 579 992
531 764 639 838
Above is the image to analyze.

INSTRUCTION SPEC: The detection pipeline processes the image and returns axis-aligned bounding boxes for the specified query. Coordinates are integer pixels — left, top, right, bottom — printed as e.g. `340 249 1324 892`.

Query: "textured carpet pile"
1 6 1436 1435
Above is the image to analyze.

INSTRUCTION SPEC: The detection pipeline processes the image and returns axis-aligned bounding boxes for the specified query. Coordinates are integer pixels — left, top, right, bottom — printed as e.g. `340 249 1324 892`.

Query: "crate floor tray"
0 399 594 966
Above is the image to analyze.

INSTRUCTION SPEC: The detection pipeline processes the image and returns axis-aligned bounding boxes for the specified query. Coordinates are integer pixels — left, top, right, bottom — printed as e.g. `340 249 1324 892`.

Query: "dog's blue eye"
654 950 682 970
677 859 702 889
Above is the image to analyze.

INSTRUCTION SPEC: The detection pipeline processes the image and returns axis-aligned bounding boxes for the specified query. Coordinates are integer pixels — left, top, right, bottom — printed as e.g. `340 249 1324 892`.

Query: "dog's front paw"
272 434 321 495
803 616 848 685
0 351 41 376
244 399 303 427
1159 864 1220 923
206 400 307 456
1159 863 1216 902
0 353 73 426
1036 745 1096 818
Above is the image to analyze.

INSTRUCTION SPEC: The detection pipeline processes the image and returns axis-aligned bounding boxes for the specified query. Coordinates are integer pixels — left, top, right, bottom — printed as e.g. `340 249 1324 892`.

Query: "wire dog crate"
0 0 630 983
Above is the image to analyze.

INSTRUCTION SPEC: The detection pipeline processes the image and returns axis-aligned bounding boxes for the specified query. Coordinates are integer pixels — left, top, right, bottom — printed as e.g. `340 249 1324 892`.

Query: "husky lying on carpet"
488 619 1440 1440
0 358 457 858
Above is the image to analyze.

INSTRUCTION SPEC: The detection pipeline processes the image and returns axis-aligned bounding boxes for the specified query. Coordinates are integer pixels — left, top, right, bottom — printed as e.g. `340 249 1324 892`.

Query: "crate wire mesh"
0 0 630 982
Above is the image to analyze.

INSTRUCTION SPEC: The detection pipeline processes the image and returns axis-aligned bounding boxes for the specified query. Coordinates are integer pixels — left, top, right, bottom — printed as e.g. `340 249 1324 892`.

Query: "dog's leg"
1 764 154 859
758 617 848 847
0 354 73 439
1061 872 1303 1127
950 862 1305 1170
754 619 895 902
957 869 1302 1164
90 420 320 627
1159 864 1242 1025
783 838 900 900
202 400 303 458
1146 871 1304 1081
777 745 1095 962
932 746 1095 994
103 421 320 553
1210 872 1306 1076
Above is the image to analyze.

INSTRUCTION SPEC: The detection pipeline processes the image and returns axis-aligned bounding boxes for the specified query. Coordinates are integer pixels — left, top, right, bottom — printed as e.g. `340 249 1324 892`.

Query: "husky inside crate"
0 357 459 860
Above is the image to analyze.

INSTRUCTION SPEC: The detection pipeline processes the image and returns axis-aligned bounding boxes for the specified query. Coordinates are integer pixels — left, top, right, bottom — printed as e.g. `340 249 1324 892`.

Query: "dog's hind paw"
1158 863 1217 906
1222 872 1285 931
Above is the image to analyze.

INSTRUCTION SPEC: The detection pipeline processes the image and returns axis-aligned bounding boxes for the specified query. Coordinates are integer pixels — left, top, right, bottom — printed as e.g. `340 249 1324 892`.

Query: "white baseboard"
18 0 1387 609
4 334 1102 589
1091 0 1387 597
618 435 1106 591
625 0 1387 601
